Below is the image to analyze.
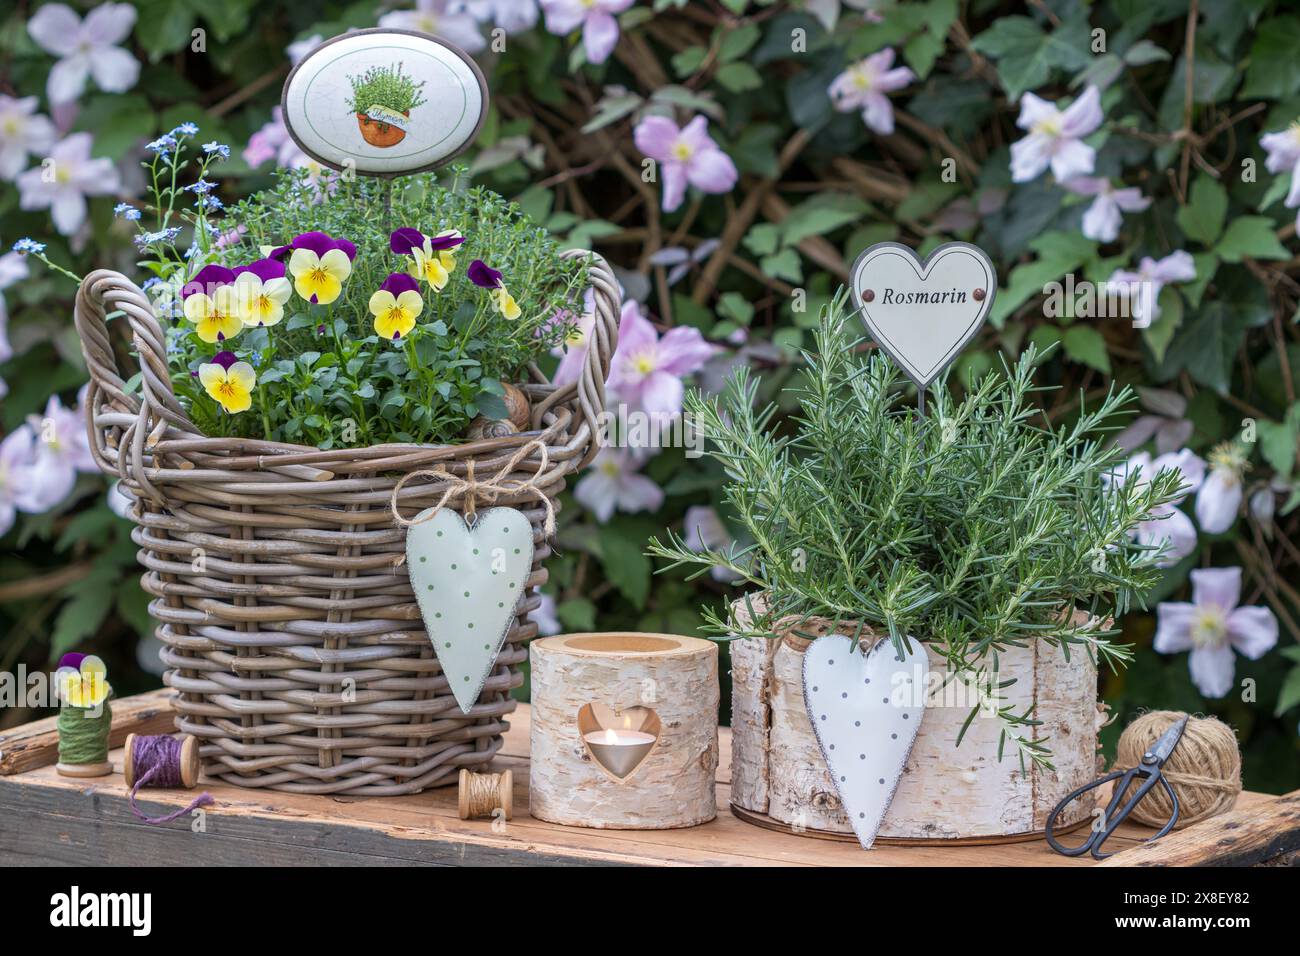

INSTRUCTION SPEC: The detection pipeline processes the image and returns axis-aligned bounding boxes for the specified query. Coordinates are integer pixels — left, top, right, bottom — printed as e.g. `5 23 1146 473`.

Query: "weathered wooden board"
0 688 176 776
0 695 1290 867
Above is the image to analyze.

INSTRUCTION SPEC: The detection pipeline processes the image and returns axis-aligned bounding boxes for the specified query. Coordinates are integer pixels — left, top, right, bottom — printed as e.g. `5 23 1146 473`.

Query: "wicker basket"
73 250 620 795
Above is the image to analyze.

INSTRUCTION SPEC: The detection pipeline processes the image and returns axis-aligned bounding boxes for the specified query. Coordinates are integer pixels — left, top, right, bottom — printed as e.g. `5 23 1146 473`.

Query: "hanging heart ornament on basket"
406 506 534 714
849 241 997 389
802 633 928 849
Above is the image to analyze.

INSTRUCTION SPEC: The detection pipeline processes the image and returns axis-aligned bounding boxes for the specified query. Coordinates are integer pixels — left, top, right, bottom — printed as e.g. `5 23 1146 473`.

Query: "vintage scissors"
1045 714 1188 860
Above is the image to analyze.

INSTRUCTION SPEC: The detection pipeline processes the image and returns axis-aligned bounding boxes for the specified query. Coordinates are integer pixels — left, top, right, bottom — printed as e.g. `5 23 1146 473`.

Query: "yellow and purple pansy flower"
182 264 244 343
268 232 356 305
468 259 522 320
231 258 292 328
368 272 424 341
55 653 110 709
391 227 464 292
198 350 256 414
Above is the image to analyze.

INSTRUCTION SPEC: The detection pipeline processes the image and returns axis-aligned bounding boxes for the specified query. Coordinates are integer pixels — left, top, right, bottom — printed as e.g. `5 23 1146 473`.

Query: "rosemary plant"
648 290 1187 766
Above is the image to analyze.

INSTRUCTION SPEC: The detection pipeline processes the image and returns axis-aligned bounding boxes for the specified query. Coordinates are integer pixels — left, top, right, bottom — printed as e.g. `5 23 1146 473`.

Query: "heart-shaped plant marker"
850 241 997 391
406 506 534 714
577 702 662 782
802 634 928 849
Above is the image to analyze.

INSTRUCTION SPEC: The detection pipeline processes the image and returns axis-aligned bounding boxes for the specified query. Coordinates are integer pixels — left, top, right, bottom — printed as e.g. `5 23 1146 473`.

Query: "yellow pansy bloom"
56 656 110 708
288 247 352 304
199 360 257 413
183 285 244 344
233 272 292 328
491 286 521 320
408 243 450 291
369 288 424 340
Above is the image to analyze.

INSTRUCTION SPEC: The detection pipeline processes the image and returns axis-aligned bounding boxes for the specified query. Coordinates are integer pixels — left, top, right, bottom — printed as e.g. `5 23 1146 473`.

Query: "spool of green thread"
55 699 113 778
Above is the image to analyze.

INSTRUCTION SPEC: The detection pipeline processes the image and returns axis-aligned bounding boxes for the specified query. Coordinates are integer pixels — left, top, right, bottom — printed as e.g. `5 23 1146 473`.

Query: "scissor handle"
1045 768 1126 857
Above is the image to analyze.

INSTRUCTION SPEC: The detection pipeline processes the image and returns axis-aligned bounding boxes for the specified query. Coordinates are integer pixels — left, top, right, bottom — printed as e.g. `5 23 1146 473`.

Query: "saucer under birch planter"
529 633 719 829
728 596 1102 843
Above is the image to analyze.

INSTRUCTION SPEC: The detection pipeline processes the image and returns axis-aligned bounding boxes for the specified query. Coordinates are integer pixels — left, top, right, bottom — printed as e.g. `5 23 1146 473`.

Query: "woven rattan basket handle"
561 250 620 468
74 269 195 502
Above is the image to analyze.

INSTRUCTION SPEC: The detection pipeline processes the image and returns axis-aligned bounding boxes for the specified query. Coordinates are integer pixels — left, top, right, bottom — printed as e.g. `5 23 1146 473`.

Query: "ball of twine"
1115 710 1242 828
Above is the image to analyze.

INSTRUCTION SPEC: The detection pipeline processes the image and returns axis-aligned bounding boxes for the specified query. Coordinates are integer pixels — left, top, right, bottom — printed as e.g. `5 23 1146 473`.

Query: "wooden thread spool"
124 733 201 789
458 768 513 820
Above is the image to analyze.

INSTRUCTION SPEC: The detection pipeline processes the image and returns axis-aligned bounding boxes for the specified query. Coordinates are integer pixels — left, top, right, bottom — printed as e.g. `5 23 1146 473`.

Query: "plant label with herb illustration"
406 506 534 714
850 241 997 391
802 634 928 849
282 28 488 177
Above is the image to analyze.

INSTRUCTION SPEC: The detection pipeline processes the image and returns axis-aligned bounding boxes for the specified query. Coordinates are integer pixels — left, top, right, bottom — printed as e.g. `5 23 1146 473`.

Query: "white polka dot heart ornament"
406 507 534 714
802 633 928 849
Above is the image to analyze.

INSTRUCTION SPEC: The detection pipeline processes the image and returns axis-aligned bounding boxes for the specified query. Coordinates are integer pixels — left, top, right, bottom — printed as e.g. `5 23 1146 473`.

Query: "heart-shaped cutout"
406 506 534 713
802 634 927 849
577 703 662 782
850 241 997 388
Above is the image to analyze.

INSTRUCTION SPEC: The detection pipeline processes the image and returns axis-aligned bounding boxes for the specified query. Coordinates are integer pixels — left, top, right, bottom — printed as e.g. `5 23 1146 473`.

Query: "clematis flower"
286 34 322 66
13 393 98 514
184 284 245 343
684 506 744 583
232 266 292 328
1107 251 1196 328
574 448 664 523
15 132 121 236
55 654 110 708
199 351 256 414
0 96 56 181
1113 387 1194 456
1195 442 1248 534
1010 85 1103 184
286 235 354 305
243 107 308 169
1063 176 1151 243
468 260 521 319
1155 567 1278 698
633 115 738 213
369 273 423 341
1105 448 1205 567
392 228 463 292
379 0 486 53
528 589 562 636
1260 121 1300 230
0 427 40 536
27 2 140 105
540 0 634 65
463 0 539 33
550 293 595 388
607 301 717 421
827 48 915 135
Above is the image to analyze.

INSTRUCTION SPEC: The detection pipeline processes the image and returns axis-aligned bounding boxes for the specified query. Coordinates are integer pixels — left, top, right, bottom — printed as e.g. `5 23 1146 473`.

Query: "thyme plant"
649 291 1187 766
347 63 427 115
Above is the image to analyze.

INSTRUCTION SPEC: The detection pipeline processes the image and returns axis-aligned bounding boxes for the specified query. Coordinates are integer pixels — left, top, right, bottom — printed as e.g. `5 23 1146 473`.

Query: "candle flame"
603 728 620 745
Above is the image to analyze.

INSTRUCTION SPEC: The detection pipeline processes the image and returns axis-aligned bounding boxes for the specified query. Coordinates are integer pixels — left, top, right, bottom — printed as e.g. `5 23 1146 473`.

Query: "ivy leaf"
1215 216 1289 261
1062 326 1112 374
780 193 870 244
1156 300 1266 391
971 15 1090 99
1175 176 1227 245
1241 16 1300 99
51 583 114 656
715 62 763 93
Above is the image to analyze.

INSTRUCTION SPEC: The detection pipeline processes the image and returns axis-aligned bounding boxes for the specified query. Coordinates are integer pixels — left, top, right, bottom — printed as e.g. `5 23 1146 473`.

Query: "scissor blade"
1147 715 1190 765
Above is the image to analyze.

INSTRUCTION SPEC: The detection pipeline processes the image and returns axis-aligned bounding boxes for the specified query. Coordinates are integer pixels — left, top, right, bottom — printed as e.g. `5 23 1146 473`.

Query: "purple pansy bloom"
389 227 464 255
210 350 238 370
268 230 356 262
232 257 286 281
379 272 420 296
181 263 236 299
467 259 503 288
58 652 87 670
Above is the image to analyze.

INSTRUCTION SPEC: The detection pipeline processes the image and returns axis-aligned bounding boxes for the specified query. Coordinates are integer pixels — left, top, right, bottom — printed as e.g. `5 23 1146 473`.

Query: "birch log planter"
529 633 719 829
729 596 1102 843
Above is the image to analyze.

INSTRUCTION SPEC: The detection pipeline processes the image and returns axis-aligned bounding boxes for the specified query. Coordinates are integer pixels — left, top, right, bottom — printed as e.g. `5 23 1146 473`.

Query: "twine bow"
390 439 556 537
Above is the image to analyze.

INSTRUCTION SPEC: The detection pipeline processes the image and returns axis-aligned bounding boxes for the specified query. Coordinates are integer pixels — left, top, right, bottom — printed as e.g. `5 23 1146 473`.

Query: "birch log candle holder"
529 633 719 829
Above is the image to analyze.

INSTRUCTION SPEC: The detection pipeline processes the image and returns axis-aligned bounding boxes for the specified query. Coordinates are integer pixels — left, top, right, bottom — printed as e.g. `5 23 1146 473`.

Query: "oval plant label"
282 29 488 177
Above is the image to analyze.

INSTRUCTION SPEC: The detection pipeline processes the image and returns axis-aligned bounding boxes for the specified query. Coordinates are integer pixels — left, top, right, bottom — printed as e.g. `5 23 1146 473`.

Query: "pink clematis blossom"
827 48 915 135
463 0 539 33
243 107 307 169
1106 448 1205 567
550 289 596 389
1113 387 1193 456
379 0 486 53
16 133 120 236
286 34 323 66
1260 121 1300 229
806 0 887 29
684 505 744 583
1063 176 1151 243
528 589 561 636
0 96 56 181
1107 251 1196 328
574 448 664 523
1195 443 1248 535
0 428 37 535
634 115 738 213
1010 85 1103 183
1155 567 1278 698
28 2 140 105
540 0 633 65
607 301 717 421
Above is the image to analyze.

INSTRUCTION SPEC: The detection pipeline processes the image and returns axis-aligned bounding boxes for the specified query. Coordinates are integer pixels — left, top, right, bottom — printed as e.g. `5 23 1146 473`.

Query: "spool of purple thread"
124 733 214 825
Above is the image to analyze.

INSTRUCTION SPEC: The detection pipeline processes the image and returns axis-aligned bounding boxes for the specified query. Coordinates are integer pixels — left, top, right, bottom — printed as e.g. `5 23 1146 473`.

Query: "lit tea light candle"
581 727 657 780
